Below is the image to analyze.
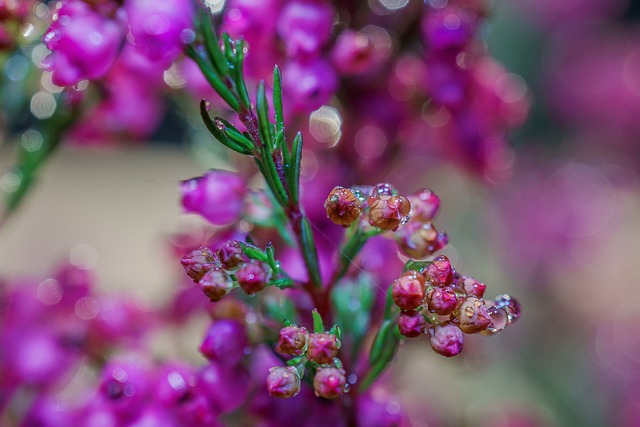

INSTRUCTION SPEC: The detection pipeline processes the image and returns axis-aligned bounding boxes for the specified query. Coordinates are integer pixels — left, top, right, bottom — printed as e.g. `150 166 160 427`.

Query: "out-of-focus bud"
462 276 486 298
277 1 334 57
425 255 453 286
236 261 271 295
180 170 247 226
325 186 363 227
199 320 248 366
407 188 441 222
397 310 426 338
198 268 234 302
368 195 411 231
99 358 152 420
396 222 447 258
266 366 301 398
457 297 491 333
216 241 247 270
283 58 337 113
276 325 309 356
156 362 197 406
391 271 426 311
429 324 464 357
421 6 474 52
427 288 458 315
331 30 376 76
313 367 346 399
181 247 217 283
307 333 339 364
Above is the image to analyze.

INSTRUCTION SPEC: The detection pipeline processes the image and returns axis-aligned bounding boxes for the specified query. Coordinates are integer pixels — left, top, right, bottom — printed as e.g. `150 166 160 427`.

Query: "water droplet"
494 294 521 323
400 215 410 225
348 374 358 384
480 306 509 336
343 383 351 393
180 29 196 44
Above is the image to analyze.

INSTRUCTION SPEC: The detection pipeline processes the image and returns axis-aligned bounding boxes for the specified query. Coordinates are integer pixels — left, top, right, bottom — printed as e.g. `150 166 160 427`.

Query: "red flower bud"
313 367 346 399
267 366 301 398
236 260 271 295
407 188 441 222
457 297 491 334
276 325 309 356
307 333 339 364
391 271 426 311
216 241 247 270
325 186 363 227
425 256 453 286
427 288 458 315
198 268 234 302
397 310 426 338
430 324 464 357
181 247 217 282
397 223 447 259
368 195 411 231
462 276 486 298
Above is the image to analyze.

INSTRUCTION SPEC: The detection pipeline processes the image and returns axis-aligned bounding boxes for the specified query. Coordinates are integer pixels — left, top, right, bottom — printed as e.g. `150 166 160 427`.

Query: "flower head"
276 325 309 356
325 186 363 227
430 324 464 357
236 260 271 295
180 170 247 226
267 366 301 398
313 367 346 399
307 332 339 364
391 271 426 311
181 247 217 282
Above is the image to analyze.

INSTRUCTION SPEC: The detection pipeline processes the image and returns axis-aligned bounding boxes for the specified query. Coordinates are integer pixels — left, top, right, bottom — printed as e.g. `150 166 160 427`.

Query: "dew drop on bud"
480 306 509 336
343 383 350 394
204 100 211 112
494 294 521 323
400 215 410 225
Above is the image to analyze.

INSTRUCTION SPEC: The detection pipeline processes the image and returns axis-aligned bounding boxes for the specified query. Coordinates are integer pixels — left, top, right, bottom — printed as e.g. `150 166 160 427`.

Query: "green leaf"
272 65 285 148
286 132 303 205
215 117 254 152
186 46 239 111
266 243 277 270
240 243 268 262
199 12 228 77
312 309 325 333
300 216 322 287
329 324 342 340
233 39 251 109
403 260 431 273
256 80 274 149
369 319 394 365
264 296 300 325
199 101 251 155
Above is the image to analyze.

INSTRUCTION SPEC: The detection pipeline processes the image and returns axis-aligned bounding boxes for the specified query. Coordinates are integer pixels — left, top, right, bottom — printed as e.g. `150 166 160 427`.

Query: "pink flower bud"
457 297 492 334
325 186 363 227
462 276 486 298
283 58 337 113
427 288 458 315
181 247 217 282
396 222 447 258
199 320 248 366
277 1 334 57
425 256 453 286
407 188 441 222
430 324 464 357
198 268 234 302
180 170 247 226
397 310 426 338
276 326 309 356
368 195 411 231
236 261 271 295
267 366 301 398
307 333 339 364
421 6 475 52
391 271 426 311
216 241 247 270
313 367 346 399
331 30 376 76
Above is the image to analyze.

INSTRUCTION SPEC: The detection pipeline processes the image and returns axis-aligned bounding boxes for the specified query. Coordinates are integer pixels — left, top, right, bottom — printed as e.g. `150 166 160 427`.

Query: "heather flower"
199 320 248 365
397 310 426 338
307 332 339 364
369 195 411 231
430 324 464 357
283 58 338 113
313 367 346 399
156 362 197 406
421 6 475 52
331 30 376 76
407 188 441 223
236 260 271 295
462 276 486 298
396 222 447 258
267 366 301 398
180 170 247 226
198 268 234 302
216 241 248 270
181 247 217 282
276 325 309 356
391 271 426 311
199 362 250 414
425 255 454 286
427 288 458 315
457 297 492 334
126 0 195 66
43 0 124 86
324 186 363 227
99 358 152 420
277 1 334 58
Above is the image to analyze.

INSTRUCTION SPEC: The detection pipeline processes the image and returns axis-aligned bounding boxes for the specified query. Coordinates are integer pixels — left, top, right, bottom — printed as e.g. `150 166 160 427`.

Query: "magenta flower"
236 260 271 295
397 310 426 338
181 247 217 282
307 333 339 365
43 0 124 86
277 1 334 58
199 320 248 366
267 366 301 398
276 325 309 356
180 170 247 225
283 58 338 113
331 30 376 76
430 324 464 357
198 268 234 302
427 288 458 315
391 271 426 311
313 367 346 399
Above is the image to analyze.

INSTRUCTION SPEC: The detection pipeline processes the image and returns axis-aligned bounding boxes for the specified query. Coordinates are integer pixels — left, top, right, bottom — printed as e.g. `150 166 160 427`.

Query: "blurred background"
2 0 640 426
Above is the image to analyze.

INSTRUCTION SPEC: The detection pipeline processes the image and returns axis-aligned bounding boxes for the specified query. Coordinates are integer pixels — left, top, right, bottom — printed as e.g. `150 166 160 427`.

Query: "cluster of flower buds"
392 255 521 356
267 323 346 400
181 241 272 301
396 188 448 258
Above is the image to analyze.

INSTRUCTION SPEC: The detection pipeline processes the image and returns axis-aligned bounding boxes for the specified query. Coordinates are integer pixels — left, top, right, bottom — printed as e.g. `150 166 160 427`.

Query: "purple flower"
180 170 247 226
43 0 124 86
181 247 217 282
99 357 153 421
198 268 234 302
391 271 426 311
199 362 249 414
236 260 271 295
307 333 339 364
216 241 247 270
313 367 346 399
277 1 334 58
425 256 453 286
463 276 486 298
421 6 475 52
267 366 301 398
397 310 426 338
199 320 248 366
283 58 337 113
276 325 309 356
427 288 458 315
331 30 376 76
407 188 441 223
429 324 464 357
125 0 195 66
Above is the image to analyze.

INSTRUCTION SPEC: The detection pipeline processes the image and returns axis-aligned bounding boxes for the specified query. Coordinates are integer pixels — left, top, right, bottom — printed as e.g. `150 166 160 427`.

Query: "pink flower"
180 170 247 225
277 1 334 58
267 366 301 398
429 324 463 357
283 58 337 113
313 367 346 399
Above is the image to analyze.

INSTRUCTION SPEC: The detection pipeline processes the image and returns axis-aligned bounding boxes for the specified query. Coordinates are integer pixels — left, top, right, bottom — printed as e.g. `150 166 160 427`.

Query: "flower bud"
277 1 334 57
457 297 491 334
397 310 426 338
407 188 441 222
427 288 458 315
180 170 247 226
276 325 309 356
236 260 271 295
307 333 339 364
397 223 447 258
425 256 453 286
313 367 346 399
216 241 247 270
198 268 234 302
325 186 363 227
368 195 411 231
284 58 337 113
391 271 426 311
181 247 217 282
267 366 301 398
430 324 464 357
462 276 486 298
199 320 248 365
